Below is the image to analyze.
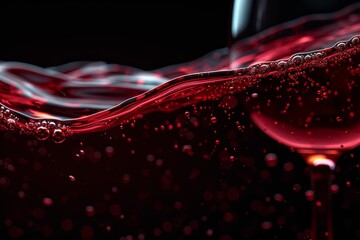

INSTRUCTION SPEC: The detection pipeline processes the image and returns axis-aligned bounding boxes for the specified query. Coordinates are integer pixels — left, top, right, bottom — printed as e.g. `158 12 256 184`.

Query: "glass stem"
310 164 334 240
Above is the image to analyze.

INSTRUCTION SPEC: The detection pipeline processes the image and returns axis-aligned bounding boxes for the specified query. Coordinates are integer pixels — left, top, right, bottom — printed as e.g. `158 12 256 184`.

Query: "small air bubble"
261 221 272 230
156 158 165 167
304 54 312 62
351 37 359 45
35 126 50 140
274 193 284 202
43 197 53 206
251 93 258 99
314 52 323 59
182 145 193 152
122 173 131 184
291 55 303 65
330 184 339 194
283 162 294 171
146 154 155 162
335 42 346 51
52 129 65 143
210 117 217 124
206 229 214 236
265 153 278 167
250 66 257 74
138 233 145 240
85 205 96 217
18 191 25 199
293 184 301 192
305 190 314 201
105 146 115 158
6 119 16 131
68 175 76 182
259 64 269 73
48 122 56 129
276 61 287 69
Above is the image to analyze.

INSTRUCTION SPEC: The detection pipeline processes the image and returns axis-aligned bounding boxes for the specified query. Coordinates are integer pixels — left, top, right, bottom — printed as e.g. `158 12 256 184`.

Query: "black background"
0 0 358 70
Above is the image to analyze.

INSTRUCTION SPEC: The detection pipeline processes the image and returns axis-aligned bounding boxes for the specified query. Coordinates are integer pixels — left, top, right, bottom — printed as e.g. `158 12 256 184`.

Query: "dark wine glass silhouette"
230 1 360 240
246 43 360 240
230 0 360 239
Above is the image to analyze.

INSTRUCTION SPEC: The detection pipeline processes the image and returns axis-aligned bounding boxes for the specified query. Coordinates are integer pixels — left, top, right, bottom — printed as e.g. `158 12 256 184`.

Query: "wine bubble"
105 146 115 157
4 109 10 117
48 121 56 130
35 126 50 140
274 193 284 202
259 64 269 73
265 153 278 167
42 197 53 206
85 206 96 217
6 119 16 131
210 116 217 123
261 221 273 230
68 175 76 182
335 42 347 51
251 93 258 99
52 129 65 143
290 55 304 65
330 184 339 194
305 190 315 201
276 60 288 69
351 36 359 45
304 54 313 62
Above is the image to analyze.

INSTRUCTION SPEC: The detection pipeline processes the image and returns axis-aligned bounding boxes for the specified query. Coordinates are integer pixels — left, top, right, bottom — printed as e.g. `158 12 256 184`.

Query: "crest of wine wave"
0 3 359 143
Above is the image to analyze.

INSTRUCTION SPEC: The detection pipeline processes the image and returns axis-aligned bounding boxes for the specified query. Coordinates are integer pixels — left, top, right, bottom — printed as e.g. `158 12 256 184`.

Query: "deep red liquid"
248 38 360 153
1 3 360 240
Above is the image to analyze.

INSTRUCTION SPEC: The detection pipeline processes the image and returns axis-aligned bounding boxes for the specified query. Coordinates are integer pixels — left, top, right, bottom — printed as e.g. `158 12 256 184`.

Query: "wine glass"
229 1 360 239
238 22 359 240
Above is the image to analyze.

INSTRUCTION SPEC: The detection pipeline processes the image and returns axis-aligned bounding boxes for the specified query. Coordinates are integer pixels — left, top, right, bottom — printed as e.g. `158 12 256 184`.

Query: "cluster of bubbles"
0 106 19 131
0 106 71 143
236 36 359 76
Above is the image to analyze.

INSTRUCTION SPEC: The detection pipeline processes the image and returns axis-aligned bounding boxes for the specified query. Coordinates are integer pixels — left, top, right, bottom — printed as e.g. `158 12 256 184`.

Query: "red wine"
247 36 360 161
1 3 360 240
